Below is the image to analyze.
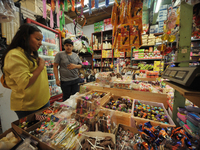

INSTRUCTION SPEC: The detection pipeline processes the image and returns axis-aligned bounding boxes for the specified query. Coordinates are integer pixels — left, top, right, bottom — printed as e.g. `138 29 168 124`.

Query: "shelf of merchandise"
42 41 58 47
132 58 162 61
93 49 102 51
164 81 200 107
39 55 54 59
92 29 115 72
103 39 112 42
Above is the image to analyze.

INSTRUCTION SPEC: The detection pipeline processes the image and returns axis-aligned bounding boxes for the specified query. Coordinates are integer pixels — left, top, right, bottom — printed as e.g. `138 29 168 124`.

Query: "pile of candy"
134 100 169 124
81 91 107 101
116 122 200 150
81 136 115 150
104 97 133 113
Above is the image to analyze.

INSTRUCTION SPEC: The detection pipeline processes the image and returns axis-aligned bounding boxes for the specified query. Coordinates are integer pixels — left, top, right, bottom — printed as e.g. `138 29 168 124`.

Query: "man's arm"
53 63 60 86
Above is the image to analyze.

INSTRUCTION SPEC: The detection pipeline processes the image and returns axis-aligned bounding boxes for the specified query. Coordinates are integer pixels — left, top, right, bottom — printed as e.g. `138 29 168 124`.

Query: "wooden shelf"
103 48 112 50
164 81 200 106
103 39 112 42
102 57 112 59
93 66 101 67
132 58 162 61
93 49 102 51
93 58 101 59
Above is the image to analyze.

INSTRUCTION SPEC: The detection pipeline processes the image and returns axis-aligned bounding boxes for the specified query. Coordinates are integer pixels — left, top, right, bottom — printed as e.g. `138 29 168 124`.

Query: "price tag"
181 49 187 53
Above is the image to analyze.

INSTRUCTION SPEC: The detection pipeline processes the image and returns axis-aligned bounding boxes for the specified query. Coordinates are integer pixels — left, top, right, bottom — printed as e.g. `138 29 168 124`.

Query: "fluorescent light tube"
155 0 162 13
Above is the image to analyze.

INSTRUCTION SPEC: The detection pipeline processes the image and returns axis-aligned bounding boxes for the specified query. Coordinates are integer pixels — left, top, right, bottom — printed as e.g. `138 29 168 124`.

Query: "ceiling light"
155 0 162 13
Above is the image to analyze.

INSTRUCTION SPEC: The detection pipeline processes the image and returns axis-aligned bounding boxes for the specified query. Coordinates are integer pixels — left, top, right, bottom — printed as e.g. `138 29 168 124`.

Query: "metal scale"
162 62 200 90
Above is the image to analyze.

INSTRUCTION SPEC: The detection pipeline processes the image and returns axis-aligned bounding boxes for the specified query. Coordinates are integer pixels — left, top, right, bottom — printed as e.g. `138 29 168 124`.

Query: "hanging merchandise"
71 0 75 11
92 0 95 8
111 0 143 52
157 7 178 56
0 0 16 23
89 0 92 15
50 9 54 28
192 3 200 39
81 0 84 7
64 0 68 12
43 0 47 19
95 0 99 8
51 0 55 11
105 0 109 7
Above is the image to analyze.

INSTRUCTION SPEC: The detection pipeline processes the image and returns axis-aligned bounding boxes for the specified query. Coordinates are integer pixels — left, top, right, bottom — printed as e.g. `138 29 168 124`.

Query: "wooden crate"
83 84 168 108
100 95 134 126
76 90 110 117
131 99 176 128
0 128 22 150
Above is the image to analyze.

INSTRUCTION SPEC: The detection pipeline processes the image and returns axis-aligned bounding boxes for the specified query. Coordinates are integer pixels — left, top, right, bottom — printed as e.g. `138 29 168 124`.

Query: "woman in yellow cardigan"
0 23 50 119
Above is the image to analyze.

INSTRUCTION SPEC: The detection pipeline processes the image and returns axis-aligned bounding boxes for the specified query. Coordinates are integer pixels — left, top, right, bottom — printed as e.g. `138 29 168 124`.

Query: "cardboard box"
150 25 158 33
131 99 176 128
158 10 168 21
0 128 22 150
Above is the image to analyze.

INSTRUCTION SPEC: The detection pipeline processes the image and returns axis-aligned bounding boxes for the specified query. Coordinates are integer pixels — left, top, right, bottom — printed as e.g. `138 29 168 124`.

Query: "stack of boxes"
142 34 156 46
114 49 125 58
102 50 112 58
158 5 168 33
148 34 156 45
104 18 113 31
133 47 162 60
142 35 148 46
94 21 104 32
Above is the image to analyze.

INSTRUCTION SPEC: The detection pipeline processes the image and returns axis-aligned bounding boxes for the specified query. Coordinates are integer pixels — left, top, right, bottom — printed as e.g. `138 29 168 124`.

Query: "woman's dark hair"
0 23 41 73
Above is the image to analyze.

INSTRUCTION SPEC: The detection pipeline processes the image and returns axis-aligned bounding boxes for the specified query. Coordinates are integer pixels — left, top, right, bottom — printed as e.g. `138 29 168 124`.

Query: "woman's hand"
38 57 45 69
56 79 60 86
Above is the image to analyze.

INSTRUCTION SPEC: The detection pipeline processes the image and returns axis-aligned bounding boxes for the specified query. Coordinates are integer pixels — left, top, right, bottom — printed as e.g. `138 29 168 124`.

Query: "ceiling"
64 2 114 26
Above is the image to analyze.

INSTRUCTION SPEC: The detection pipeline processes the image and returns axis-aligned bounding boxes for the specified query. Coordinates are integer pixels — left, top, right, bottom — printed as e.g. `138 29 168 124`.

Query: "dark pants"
61 78 80 101
15 101 50 119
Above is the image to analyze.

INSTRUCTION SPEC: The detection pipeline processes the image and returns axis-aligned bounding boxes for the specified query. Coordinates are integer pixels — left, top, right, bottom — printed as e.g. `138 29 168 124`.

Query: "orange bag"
0 74 10 89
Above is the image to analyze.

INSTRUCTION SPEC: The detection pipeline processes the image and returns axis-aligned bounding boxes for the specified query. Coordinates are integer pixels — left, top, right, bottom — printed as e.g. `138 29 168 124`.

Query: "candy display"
103 96 133 113
76 91 108 118
131 99 175 128
116 122 200 150
0 130 21 150
80 136 115 150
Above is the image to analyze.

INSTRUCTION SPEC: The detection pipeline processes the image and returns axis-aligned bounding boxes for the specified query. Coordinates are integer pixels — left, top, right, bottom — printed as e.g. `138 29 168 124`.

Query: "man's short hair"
64 38 73 46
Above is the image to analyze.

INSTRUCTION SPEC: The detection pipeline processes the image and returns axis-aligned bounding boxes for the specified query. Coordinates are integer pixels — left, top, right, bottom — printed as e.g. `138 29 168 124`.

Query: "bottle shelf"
39 55 54 58
42 41 58 47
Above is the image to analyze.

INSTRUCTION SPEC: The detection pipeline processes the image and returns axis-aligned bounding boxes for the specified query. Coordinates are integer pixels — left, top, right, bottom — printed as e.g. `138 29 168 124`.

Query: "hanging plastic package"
50 9 54 28
43 0 47 19
95 0 99 8
89 0 92 15
105 0 109 7
92 0 95 8
71 0 75 11
81 0 84 7
51 0 55 11
64 0 68 12
0 0 16 23
60 11 63 31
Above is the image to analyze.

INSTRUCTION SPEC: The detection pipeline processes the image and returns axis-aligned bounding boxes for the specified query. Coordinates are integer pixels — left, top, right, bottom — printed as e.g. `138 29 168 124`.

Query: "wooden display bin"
12 126 54 150
11 112 47 134
100 95 134 126
131 99 176 128
0 128 22 150
76 90 110 117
